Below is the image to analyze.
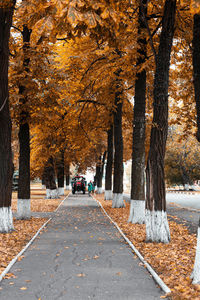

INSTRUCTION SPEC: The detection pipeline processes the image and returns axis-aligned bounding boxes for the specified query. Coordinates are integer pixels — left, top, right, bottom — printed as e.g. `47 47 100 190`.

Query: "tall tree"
56 150 65 196
193 13 200 143
96 152 106 194
0 0 16 232
112 70 125 208
44 157 58 199
105 125 113 200
146 0 177 243
65 162 70 190
129 0 147 224
17 24 32 219
191 10 200 284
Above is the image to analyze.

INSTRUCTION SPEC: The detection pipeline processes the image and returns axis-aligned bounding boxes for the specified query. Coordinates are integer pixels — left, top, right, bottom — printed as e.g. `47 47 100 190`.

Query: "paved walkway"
0 194 164 299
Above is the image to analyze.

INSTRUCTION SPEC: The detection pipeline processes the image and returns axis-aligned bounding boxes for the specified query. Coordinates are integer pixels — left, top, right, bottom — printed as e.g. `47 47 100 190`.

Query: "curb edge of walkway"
94 196 171 295
0 192 70 283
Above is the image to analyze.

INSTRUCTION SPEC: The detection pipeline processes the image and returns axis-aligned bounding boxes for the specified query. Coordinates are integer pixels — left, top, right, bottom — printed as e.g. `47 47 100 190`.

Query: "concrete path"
0 194 164 300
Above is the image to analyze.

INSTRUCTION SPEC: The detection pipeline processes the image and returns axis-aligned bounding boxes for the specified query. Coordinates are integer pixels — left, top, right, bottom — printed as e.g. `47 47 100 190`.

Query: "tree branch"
77 99 106 106
81 56 107 81
140 0 157 62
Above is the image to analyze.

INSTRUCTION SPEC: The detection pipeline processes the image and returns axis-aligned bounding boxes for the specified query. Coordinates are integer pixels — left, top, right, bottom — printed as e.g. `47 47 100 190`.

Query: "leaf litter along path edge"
0 193 165 300
94 194 200 300
93 195 171 295
0 188 70 281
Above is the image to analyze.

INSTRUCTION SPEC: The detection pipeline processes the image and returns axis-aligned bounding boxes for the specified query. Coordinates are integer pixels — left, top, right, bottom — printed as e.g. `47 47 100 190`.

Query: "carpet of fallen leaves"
0 185 69 278
94 194 200 300
11 189 64 212
0 217 47 275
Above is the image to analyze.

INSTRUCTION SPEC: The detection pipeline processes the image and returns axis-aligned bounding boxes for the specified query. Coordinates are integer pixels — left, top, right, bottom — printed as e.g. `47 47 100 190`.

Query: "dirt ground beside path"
94 194 200 300
0 185 69 278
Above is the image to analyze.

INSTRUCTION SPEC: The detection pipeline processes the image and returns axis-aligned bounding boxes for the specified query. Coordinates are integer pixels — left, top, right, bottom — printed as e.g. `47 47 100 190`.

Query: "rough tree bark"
129 0 147 224
105 126 113 200
65 163 70 190
96 152 106 194
56 151 64 195
17 25 32 219
191 218 200 284
193 14 200 143
42 172 46 189
191 13 200 283
0 2 16 232
146 0 177 243
112 72 124 208
44 157 58 199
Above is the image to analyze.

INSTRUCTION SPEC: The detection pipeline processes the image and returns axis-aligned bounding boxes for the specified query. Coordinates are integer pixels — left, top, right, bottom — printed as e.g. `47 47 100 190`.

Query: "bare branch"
81 56 107 81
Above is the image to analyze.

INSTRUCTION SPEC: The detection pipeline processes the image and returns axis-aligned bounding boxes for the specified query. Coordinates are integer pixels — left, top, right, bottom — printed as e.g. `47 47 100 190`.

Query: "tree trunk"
180 165 191 189
105 126 113 200
129 0 147 224
96 152 106 194
65 163 70 190
191 218 200 284
18 122 31 218
95 163 101 193
193 14 200 142
112 76 124 208
17 25 32 219
146 0 176 243
192 19 200 281
0 2 16 232
44 157 58 199
56 151 64 195
42 171 46 189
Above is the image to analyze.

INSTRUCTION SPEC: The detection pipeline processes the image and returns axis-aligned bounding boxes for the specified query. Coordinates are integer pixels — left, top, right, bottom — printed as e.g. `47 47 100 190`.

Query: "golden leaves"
95 194 199 300
0 217 47 276
0 0 14 8
20 287 27 290
76 273 86 277
101 8 110 19
190 0 200 14
0 187 68 277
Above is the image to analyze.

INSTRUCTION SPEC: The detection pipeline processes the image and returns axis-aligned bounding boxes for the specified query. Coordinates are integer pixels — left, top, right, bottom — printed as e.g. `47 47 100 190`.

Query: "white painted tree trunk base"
191 227 200 284
105 190 113 200
0 207 14 232
65 185 70 190
112 193 125 208
46 189 59 199
46 189 50 199
17 199 31 219
41 185 45 189
58 187 64 196
97 187 103 194
50 189 59 199
145 209 170 243
128 200 145 224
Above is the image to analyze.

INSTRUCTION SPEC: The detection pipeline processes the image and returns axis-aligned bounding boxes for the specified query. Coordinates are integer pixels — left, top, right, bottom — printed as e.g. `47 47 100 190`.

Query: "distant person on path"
88 181 94 196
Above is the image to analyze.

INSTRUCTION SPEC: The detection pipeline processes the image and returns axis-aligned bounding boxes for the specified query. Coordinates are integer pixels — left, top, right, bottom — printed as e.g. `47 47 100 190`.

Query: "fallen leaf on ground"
0 187 70 277
94 194 199 300
17 256 24 261
116 272 122 276
77 273 86 277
